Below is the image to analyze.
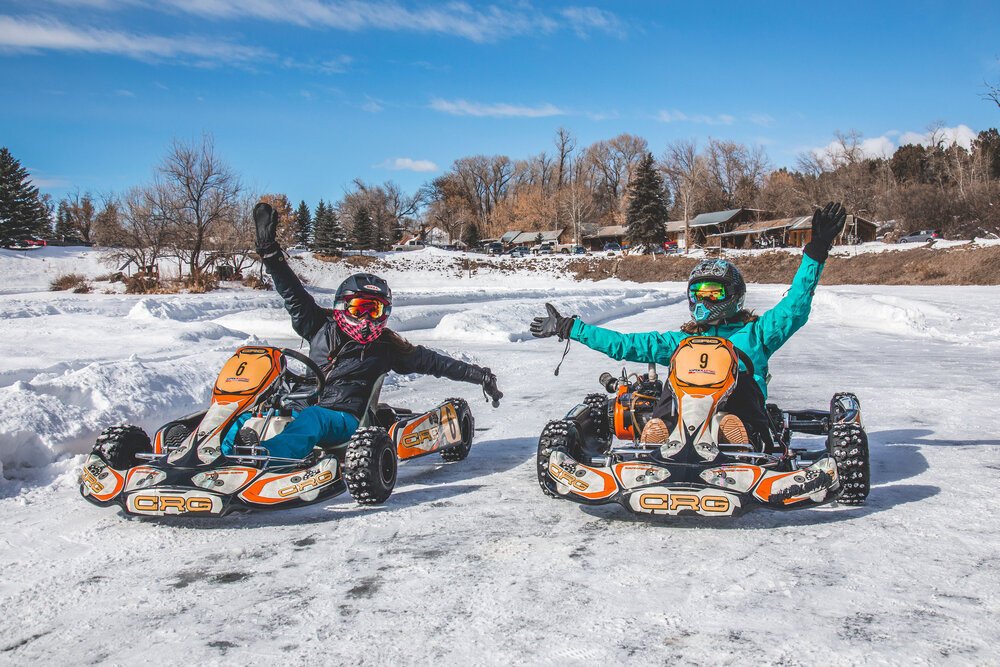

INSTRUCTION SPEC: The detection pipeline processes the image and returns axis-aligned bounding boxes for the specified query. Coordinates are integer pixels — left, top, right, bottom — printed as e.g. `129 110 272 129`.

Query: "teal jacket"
569 255 824 399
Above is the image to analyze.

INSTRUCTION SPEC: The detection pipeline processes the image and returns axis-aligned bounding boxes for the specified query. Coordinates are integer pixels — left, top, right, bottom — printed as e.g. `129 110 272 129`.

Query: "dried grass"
50 273 89 291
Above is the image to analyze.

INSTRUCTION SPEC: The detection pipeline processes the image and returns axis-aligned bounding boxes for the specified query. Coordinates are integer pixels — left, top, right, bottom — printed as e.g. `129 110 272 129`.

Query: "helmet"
333 273 392 344
687 259 746 323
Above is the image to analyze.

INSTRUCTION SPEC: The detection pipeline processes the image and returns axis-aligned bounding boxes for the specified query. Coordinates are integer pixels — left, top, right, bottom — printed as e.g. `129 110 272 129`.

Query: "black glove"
530 303 576 341
803 202 847 263
254 202 281 258
481 367 503 408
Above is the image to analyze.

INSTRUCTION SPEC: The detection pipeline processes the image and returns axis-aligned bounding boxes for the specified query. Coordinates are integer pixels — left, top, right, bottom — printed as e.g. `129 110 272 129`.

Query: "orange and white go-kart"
80 346 475 517
536 336 869 518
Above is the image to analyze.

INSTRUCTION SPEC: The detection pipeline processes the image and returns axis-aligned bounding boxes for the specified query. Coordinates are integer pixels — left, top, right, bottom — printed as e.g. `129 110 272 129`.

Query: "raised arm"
254 202 327 339
753 202 846 356
384 330 502 404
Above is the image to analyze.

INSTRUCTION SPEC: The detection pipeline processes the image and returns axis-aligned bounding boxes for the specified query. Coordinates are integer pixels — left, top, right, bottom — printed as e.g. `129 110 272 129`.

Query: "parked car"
507 246 530 257
554 243 586 255
486 242 505 255
531 241 556 255
897 229 942 243
602 242 622 254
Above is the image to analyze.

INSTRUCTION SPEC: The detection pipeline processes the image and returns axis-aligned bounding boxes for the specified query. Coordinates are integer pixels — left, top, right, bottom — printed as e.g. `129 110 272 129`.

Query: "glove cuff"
257 242 282 260
556 316 578 341
803 239 828 263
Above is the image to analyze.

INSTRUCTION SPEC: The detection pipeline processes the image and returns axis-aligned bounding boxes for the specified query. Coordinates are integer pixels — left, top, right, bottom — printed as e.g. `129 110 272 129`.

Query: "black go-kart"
536 336 870 518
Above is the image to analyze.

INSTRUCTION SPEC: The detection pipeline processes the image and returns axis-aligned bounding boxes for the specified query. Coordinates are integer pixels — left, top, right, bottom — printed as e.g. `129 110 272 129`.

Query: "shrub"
242 274 272 290
50 273 89 291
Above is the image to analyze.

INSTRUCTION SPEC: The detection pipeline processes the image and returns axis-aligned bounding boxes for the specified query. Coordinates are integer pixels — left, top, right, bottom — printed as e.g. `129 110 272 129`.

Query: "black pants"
651 371 773 448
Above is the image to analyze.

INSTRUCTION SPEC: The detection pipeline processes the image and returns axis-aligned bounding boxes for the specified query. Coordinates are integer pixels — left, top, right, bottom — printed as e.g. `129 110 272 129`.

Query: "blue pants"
221 407 359 460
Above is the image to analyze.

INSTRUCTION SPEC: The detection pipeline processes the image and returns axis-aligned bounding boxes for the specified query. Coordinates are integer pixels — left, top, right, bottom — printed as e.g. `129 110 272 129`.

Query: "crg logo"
548 463 589 491
131 494 216 513
636 492 734 515
278 470 334 497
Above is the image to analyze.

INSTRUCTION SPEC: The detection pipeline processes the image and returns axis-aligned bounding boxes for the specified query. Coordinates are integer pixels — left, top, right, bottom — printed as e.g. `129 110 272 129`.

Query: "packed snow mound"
811 291 957 337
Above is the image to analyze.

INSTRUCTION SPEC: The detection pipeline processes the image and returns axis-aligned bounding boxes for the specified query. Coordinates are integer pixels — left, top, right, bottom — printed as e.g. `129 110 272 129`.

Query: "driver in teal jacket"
530 202 847 447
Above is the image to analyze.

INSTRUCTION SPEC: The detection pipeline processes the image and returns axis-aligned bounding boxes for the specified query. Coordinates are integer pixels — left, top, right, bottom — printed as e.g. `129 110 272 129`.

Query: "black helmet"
687 259 746 323
334 273 392 319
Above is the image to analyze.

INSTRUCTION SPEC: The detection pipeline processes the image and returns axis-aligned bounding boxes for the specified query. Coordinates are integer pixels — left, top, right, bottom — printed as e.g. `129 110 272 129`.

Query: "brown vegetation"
566 245 1000 286
50 273 89 291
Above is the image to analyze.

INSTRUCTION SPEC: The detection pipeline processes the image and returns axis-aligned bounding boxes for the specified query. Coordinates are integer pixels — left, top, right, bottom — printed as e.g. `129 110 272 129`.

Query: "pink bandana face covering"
334 309 385 344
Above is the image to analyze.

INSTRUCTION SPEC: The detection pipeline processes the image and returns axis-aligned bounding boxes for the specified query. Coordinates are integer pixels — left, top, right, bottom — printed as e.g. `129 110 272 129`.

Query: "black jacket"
262 254 487 417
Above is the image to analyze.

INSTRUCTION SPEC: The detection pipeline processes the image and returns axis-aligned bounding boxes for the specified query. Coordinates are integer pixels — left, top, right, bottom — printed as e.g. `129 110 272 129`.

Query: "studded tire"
829 423 870 505
94 425 150 469
583 393 611 441
345 427 398 505
537 419 577 499
439 398 475 463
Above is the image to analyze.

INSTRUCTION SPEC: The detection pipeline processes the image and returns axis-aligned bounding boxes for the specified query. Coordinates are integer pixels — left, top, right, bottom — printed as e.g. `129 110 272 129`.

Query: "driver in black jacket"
223 202 503 460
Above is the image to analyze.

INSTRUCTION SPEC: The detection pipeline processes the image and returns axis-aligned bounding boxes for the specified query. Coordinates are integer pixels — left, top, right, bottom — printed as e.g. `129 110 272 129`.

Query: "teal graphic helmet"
687 259 746 323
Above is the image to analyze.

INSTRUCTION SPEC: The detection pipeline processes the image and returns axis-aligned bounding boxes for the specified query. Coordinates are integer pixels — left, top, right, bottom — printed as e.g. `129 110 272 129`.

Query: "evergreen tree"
55 200 74 239
312 199 330 252
463 222 481 248
351 204 374 250
329 208 347 254
294 200 312 247
625 152 670 250
0 147 49 246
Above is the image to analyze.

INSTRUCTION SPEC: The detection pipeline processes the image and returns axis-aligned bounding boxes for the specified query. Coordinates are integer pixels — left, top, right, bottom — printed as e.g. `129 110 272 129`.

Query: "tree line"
3 118 999 270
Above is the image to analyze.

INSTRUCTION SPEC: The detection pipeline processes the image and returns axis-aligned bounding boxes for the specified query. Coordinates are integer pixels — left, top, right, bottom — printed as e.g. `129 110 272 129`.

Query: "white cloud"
656 109 735 125
376 157 438 172
431 98 565 118
898 124 977 149
362 96 383 113
0 14 268 64
810 124 978 165
114 88 134 97
41 1 623 43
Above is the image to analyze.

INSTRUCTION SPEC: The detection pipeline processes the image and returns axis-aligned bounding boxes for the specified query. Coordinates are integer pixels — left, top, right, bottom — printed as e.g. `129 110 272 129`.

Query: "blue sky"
2 0 999 206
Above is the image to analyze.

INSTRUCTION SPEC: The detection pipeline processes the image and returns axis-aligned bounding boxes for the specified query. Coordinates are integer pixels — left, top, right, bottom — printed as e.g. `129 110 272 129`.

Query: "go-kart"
536 336 870 517
80 345 475 517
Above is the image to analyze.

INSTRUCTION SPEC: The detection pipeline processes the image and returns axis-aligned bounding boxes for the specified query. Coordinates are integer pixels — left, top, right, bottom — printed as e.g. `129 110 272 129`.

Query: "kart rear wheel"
94 425 150 469
537 420 577 499
345 427 397 505
440 398 475 463
829 423 870 505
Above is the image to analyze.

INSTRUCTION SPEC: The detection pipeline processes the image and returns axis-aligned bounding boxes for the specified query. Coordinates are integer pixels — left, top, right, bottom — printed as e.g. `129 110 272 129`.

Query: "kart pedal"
720 414 750 445
640 418 669 444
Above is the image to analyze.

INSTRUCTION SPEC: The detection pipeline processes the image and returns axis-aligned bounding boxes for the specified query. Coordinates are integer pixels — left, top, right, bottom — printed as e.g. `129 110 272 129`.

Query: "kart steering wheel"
279 348 327 404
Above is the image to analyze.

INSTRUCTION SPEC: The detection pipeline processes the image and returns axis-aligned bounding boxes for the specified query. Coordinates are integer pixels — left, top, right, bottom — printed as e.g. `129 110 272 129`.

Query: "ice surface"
1 247 999 663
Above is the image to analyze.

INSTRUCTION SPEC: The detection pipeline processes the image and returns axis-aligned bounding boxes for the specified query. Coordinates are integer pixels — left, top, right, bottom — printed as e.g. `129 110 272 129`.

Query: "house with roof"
706 214 878 248
507 228 570 248
581 225 626 250
684 208 773 246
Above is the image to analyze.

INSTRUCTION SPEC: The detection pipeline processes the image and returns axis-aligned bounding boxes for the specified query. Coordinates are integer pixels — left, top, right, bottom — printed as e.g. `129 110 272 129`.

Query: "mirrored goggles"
690 281 727 302
345 296 388 320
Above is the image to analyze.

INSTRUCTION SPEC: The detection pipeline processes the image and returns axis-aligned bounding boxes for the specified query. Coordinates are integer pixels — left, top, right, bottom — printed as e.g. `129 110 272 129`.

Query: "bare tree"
101 185 175 277
554 127 576 188
661 139 709 253
157 135 242 279
215 192 260 277
704 138 770 209
560 156 596 243
584 134 649 222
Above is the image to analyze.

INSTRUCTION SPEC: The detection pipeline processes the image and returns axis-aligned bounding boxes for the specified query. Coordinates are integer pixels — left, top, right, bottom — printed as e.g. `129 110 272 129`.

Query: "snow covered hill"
1 246 999 663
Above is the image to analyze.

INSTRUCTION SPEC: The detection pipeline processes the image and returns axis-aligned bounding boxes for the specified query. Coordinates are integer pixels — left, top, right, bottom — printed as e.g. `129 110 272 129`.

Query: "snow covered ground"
1 246 999 664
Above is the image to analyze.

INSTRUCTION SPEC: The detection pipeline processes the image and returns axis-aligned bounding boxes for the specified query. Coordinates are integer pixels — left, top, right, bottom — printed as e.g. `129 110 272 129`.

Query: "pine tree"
294 200 312 247
625 152 670 250
463 222 481 248
351 204 374 250
329 208 347 254
55 200 74 239
312 200 330 252
0 147 50 246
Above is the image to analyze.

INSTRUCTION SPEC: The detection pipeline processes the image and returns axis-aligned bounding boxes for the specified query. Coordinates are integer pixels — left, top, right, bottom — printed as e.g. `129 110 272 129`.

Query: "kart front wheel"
440 398 475 463
345 427 397 505
94 425 150 469
537 420 575 499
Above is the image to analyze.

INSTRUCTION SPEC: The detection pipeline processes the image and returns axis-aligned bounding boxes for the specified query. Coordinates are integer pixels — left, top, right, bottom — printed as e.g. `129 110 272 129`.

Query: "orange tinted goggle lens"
346 297 386 319
691 282 726 301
